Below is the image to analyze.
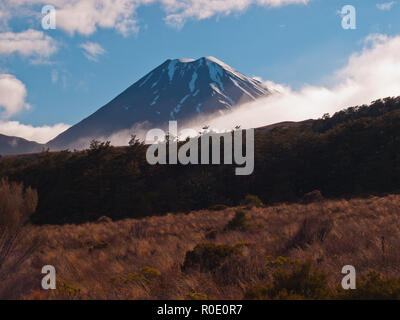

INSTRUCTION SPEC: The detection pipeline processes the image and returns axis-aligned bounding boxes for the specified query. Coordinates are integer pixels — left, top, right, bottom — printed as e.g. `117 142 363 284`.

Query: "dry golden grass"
10 194 400 300
0 179 39 299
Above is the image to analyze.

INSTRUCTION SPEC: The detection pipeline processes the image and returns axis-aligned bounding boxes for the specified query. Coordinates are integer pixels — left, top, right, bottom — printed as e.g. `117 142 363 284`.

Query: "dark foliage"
245 261 331 300
337 271 400 300
1 97 400 224
182 243 240 272
241 194 264 208
224 210 248 231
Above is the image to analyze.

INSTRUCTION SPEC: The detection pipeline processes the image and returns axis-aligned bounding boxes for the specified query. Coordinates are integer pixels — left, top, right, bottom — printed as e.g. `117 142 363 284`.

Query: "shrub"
88 140 111 154
244 261 331 300
270 261 330 299
209 204 228 211
267 256 301 267
56 278 81 299
111 267 161 286
140 266 162 280
225 210 248 231
0 179 39 287
241 194 264 208
234 241 254 248
337 271 400 300
182 244 240 272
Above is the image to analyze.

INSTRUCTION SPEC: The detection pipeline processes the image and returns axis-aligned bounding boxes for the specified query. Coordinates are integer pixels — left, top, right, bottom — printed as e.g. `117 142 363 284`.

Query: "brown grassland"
2 180 400 300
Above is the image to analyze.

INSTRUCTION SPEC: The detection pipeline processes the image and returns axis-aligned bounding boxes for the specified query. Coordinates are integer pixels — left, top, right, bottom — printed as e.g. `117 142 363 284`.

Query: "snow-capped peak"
178 58 195 63
203 56 236 72
47 57 272 149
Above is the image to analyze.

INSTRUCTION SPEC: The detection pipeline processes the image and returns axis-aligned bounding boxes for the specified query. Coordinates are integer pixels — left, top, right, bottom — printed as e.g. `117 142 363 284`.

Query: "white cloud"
80 42 106 62
162 0 310 27
3 0 310 35
54 0 140 36
189 34 400 132
0 74 30 118
0 120 70 143
376 1 396 10
3 0 145 36
0 29 58 58
0 72 69 143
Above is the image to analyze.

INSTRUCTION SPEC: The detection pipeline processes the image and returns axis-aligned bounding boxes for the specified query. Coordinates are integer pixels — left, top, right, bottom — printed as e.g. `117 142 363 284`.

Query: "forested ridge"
1 96 400 225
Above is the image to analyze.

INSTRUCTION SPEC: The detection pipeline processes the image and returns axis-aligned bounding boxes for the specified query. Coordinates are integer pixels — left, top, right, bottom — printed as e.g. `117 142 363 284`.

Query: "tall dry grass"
0 179 40 299
7 194 398 299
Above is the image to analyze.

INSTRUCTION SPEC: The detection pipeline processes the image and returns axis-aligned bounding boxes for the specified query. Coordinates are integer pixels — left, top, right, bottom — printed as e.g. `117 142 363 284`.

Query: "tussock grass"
0 179 39 299
11 194 400 299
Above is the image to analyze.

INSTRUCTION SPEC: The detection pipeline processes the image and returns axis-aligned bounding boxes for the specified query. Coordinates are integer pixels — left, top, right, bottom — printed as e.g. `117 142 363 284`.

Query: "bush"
241 194 264 208
56 278 82 299
270 261 330 299
0 179 39 287
111 267 161 286
337 271 400 300
225 210 248 231
244 261 331 300
140 266 162 280
88 140 111 154
182 244 240 272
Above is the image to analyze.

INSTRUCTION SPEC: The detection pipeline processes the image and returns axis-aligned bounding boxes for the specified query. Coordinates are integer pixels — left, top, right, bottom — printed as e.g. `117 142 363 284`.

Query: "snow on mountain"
47 56 271 149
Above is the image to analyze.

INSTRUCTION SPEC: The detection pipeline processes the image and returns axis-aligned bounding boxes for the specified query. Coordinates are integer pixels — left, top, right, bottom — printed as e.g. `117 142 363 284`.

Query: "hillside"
5 194 400 300
0 133 43 155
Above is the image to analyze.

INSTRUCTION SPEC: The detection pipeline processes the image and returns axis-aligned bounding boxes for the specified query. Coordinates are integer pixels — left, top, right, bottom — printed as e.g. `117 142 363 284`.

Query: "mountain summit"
47 56 271 149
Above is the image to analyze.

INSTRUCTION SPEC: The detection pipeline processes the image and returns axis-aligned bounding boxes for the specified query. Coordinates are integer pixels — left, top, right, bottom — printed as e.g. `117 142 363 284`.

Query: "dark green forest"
1 96 400 225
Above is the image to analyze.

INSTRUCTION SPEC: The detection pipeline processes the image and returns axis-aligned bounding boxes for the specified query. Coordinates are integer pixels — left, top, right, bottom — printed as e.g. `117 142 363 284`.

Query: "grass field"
3 182 400 300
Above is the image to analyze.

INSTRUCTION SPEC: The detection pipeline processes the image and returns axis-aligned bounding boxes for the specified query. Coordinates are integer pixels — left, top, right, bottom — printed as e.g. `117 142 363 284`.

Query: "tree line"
1 97 400 225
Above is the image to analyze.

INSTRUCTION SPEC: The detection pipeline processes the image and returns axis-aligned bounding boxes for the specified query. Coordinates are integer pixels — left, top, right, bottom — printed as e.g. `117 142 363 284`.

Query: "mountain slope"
47 56 271 149
0 134 43 155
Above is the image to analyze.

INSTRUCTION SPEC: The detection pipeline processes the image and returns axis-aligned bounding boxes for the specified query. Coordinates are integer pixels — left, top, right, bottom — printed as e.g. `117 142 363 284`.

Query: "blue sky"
0 0 400 142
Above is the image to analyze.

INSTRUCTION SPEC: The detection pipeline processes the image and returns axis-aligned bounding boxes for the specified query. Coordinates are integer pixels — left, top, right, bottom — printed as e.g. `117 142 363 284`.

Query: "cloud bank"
188 34 400 132
0 121 70 143
162 0 310 27
2 0 311 35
